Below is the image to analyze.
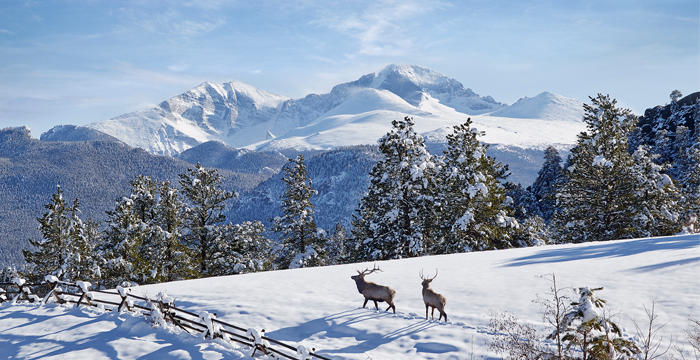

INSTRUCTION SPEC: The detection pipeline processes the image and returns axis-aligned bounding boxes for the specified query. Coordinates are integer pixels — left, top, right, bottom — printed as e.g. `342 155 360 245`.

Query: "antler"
421 269 438 281
359 263 382 276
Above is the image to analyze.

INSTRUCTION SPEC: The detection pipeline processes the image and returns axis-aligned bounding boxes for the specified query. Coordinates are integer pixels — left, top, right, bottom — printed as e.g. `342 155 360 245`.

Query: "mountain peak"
491 91 583 121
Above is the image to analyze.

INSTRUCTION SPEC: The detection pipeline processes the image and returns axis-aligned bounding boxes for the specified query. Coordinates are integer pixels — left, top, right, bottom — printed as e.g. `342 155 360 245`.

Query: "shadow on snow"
502 234 700 270
267 308 446 355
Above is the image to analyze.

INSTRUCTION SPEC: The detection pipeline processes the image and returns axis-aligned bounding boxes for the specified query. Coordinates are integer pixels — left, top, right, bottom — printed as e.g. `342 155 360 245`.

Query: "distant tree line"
15 92 700 286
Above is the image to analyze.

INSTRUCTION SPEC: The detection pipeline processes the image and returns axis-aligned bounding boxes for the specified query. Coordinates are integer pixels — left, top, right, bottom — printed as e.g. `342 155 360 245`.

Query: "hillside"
0 127 268 266
1 234 698 359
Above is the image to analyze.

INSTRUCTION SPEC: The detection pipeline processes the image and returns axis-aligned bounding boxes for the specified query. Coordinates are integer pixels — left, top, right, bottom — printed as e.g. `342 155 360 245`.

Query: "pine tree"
680 142 700 232
630 146 682 236
434 119 517 253
327 223 349 265
212 221 273 275
148 181 192 282
23 186 77 281
272 155 326 269
530 146 563 222
553 94 640 243
352 117 438 260
62 212 102 283
555 287 639 359
100 176 157 286
179 163 235 277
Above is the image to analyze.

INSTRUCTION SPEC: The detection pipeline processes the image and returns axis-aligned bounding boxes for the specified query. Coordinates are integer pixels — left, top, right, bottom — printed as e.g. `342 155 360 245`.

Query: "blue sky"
1 0 698 135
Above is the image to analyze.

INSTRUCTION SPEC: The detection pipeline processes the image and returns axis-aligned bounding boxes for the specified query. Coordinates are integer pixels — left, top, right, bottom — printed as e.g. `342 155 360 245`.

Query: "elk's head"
351 264 382 281
420 269 438 288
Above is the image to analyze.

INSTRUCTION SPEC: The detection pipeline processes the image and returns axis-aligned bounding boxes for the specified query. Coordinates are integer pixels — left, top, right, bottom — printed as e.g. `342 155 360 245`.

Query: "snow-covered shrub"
488 312 545 359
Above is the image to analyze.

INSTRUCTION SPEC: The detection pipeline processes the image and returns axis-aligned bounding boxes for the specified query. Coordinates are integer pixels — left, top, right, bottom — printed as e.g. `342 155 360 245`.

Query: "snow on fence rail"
0 278 332 360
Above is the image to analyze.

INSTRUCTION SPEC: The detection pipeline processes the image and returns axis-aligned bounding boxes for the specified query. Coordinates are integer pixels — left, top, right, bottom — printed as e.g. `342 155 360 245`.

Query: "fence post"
247 328 271 357
42 275 64 304
75 281 93 307
199 311 222 340
116 285 132 312
0 285 6 303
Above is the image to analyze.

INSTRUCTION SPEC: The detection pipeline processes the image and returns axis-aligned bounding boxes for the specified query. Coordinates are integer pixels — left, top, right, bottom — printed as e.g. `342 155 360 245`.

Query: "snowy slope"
2 234 697 359
88 65 585 156
490 91 584 122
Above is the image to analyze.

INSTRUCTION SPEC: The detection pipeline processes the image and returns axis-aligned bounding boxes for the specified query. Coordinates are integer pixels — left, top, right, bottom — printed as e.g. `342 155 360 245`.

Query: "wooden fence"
0 278 332 360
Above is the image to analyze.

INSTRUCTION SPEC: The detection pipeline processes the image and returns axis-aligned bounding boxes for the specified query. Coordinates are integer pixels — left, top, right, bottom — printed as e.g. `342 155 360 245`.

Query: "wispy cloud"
0 28 13 35
117 5 225 39
312 0 446 57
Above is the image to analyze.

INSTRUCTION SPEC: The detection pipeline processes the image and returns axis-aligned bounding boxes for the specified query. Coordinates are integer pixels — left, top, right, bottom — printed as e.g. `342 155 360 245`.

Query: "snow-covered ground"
2 234 698 359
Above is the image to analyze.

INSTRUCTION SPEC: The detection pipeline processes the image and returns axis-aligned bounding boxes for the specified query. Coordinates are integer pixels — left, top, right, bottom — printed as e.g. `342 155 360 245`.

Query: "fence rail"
0 278 331 360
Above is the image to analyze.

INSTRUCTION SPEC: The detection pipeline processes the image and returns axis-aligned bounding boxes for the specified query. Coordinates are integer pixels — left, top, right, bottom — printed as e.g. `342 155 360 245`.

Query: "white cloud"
312 0 446 57
118 5 225 39
0 29 13 35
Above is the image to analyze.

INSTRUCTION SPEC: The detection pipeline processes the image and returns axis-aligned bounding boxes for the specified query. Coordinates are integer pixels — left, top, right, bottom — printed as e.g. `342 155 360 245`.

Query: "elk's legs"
431 307 436 319
425 304 429 319
362 298 369 308
373 300 379 310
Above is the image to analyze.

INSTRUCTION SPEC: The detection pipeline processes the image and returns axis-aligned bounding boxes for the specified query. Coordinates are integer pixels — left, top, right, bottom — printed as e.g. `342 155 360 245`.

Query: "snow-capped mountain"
88 65 585 156
490 91 584 121
90 81 289 155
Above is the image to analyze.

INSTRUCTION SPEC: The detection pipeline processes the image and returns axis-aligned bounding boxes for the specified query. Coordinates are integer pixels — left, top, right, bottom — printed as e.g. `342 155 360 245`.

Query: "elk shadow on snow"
502 234 699 269
266 308 447 355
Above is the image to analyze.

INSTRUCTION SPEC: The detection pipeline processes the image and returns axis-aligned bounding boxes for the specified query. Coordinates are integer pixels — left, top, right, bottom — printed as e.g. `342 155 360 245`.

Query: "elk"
420 269 447 321
350 265 396 313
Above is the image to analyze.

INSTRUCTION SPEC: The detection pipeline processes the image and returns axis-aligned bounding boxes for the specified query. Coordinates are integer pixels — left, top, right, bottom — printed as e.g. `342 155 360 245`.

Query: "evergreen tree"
23 186 77 281
352 117 438 260
212 221 273 275
147 181 192 282
680 141 700 232
530 146 563 222
555 287 639 359
272 155 326 268
179 162 235 276
327 223 349 265
434 118 517 253
630 146 682 236
553 94 640 243
62 213 102 283
100 176 157 286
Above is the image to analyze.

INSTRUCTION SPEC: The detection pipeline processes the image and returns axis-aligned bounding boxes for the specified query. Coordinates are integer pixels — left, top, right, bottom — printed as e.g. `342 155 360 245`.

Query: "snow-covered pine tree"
179 162 235 277
352 117 439 260
680 141 700 232
148 180 192 282
630 146 682 237
212 221 273 275
23 185 77 281
553 94 640 243
62 210 102 283
272 155 326 269
434 118 517 253
555 287 639 359
327 223 349 265
100 176 157 287
530 146 563 222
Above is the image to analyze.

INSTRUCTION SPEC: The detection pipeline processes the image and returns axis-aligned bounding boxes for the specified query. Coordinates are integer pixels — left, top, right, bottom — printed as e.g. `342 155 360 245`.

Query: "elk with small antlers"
420 269 447 321
350 265 396 313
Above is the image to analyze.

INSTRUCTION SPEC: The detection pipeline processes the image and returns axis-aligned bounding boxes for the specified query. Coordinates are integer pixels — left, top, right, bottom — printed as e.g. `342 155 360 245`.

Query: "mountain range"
87 64 585 156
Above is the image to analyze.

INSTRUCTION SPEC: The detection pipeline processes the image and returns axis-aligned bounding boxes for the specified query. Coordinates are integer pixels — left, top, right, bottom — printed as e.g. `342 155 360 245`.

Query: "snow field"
1 234 697 359
135 234 699 359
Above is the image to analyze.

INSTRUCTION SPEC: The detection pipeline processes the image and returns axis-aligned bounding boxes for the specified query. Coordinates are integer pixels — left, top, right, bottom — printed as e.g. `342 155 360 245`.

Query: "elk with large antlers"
420 269 447 321
350 265 396 313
